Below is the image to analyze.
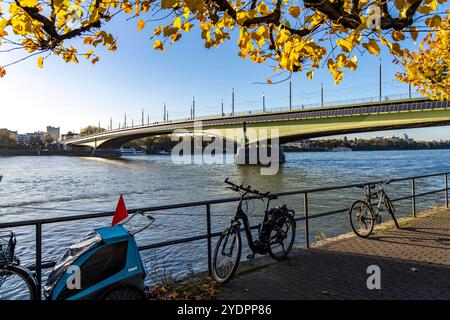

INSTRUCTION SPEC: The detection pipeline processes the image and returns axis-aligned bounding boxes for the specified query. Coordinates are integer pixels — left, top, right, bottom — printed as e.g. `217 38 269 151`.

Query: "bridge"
65 97 450 150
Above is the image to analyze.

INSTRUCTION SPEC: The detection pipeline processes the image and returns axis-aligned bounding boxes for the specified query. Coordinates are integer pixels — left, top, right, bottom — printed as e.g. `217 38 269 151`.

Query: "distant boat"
331 147 352 152
157 150 171 155
119 148 145 156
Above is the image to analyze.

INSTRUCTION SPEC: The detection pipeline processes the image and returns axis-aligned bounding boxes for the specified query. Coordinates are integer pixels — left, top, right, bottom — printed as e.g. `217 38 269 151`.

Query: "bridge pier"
65 145 121 158
235 142 285 166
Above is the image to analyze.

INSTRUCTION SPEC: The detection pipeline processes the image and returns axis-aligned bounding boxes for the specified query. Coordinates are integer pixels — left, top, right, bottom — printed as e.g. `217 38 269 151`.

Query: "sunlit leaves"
392 30 405 41
37 56 44 68
137 20 145 31
397 14 450 100
409 27 419 42
362 39 380 55
153 39 165 51
257 2 269 15
425 15 442 27
0 0 448 101
18 0 38 7
288 6 300 19
327 55 358 84
0 66 6 78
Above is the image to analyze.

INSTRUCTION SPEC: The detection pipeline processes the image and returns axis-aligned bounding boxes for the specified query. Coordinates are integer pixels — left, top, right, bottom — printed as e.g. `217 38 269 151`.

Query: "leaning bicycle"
349 179 400 238
212 178 296 284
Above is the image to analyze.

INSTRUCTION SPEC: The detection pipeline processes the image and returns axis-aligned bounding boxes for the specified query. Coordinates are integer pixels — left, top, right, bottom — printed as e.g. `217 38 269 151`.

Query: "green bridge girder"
65 98 450 149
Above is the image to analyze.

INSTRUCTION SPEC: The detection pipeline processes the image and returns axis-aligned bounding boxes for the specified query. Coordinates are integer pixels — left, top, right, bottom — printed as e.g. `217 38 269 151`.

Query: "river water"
1 150 449 287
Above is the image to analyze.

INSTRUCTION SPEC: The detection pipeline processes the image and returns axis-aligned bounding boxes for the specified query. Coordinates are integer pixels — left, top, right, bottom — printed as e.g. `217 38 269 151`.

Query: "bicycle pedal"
246 254 255 260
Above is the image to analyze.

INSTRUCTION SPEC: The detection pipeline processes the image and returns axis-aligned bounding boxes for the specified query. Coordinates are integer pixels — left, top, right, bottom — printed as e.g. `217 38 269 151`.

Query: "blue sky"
1 11 449 141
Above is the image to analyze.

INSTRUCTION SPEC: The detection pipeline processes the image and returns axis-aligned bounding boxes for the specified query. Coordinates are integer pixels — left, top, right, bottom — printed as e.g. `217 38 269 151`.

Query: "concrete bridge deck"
217 207 450 300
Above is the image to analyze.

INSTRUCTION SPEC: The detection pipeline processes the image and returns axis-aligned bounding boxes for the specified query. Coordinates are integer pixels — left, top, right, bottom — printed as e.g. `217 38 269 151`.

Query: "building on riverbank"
46 126 60 141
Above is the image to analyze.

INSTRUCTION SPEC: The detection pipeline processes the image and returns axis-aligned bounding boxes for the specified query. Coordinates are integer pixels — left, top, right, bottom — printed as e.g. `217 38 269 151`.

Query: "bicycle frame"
362 183 399 227
231 191 273 254
364 185 387 216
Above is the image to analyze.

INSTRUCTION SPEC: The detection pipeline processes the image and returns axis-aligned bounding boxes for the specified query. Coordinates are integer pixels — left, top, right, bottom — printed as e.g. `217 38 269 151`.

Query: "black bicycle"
349 179 399 238
212 178 296 284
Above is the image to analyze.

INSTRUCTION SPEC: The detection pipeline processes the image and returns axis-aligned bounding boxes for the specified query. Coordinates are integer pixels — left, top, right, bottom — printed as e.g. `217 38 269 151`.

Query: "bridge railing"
0 171 448 299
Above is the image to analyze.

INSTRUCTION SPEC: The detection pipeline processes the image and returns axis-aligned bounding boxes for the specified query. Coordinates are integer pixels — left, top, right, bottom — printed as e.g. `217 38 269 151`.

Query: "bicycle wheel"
349 200 375 238
268 214 296 260
212 227 241 284
0 265 37 300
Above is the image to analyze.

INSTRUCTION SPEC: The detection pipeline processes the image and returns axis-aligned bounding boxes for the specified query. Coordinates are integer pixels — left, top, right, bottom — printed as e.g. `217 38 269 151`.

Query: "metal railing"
0 171 448 299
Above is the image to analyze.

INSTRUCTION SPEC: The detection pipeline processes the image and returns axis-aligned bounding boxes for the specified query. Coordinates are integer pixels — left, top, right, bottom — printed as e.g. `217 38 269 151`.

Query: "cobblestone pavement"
217 207 450 300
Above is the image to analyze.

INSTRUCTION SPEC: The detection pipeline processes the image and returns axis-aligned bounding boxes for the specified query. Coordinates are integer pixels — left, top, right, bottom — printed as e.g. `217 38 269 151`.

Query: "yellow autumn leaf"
19 0 38 7
182 22 193 32
258 2 269 14
173 17 181 29
0 19 8 37
37 56 44 68
392 30 405 41
91 56 100 64
0 66 5 78
409 27 419 42
425 15 442 28
153 39 165 51
336 38 353 52
266 77 273 84
84 49 93 59
362 39 380 55
288 6 301 19
121 3 133 14
306 70 314 79
137 20 145 31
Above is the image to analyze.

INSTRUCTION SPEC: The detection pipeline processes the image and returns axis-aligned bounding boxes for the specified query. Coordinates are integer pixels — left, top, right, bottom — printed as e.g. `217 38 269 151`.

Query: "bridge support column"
235 141 285 166
91 149 121 158
67 145 121 158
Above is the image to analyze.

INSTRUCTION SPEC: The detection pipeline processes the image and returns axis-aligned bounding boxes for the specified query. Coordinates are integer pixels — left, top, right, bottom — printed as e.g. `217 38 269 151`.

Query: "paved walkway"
217 207 450 300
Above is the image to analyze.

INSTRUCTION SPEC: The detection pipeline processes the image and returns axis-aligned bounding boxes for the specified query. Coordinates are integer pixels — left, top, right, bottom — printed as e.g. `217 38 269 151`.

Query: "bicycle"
0 212 154 300
212 178 296 284
349 179 400 238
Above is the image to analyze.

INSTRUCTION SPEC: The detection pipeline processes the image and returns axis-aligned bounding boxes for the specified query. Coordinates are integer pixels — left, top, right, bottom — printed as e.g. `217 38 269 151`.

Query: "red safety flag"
112 194 129 226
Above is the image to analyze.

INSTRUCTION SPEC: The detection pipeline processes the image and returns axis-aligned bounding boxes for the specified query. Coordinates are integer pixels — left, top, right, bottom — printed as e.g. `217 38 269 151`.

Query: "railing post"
35 223 42 301
304 193 310 249
412 178 416 218
445 173 449 208
206 204 212 276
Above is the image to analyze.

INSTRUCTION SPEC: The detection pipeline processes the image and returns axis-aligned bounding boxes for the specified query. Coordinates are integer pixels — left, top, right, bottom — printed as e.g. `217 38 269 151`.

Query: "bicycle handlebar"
357 179 393 189
224 178 277 199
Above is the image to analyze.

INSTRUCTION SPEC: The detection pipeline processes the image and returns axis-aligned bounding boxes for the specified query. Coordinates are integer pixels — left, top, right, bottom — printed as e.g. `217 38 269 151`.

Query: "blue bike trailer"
44 224 147 300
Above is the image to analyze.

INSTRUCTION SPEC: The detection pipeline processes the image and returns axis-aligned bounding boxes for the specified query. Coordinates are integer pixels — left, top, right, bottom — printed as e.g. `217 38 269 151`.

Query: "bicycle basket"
0 232 16 266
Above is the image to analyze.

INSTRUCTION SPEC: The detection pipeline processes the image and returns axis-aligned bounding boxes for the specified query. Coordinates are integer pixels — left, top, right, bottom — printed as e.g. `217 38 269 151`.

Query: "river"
1 150 449 288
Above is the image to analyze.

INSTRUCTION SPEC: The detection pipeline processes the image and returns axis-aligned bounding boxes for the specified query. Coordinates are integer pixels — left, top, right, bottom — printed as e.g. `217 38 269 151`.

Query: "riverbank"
0 149 120 158
0 149 67 157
